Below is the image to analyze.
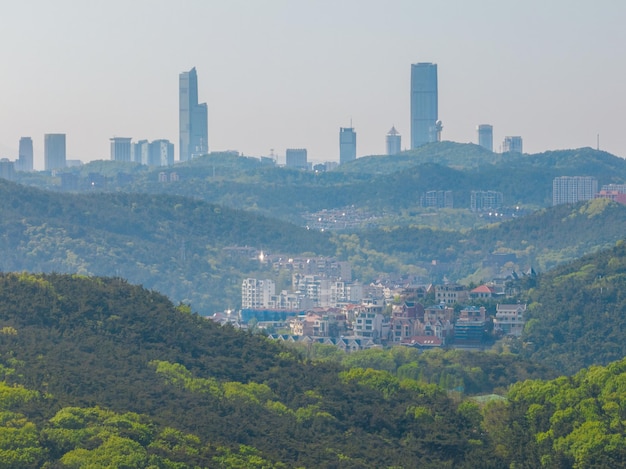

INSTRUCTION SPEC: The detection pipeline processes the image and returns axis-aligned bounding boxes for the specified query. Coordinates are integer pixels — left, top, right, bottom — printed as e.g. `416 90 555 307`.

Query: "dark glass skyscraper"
410 63 440 149
179 67 208 162
339 127 356 164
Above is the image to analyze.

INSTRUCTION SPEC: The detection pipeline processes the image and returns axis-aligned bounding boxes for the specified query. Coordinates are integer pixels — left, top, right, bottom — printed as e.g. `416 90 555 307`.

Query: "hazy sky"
1 0 625 168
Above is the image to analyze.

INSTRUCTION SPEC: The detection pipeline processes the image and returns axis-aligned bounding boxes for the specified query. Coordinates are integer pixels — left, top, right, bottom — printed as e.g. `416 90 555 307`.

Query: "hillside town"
210 249 528 352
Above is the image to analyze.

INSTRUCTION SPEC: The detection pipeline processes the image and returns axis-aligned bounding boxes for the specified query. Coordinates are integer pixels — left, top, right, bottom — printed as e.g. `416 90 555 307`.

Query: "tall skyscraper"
502 136 523 153
18 137 33 171
477 124 493 152
386 127 401 155
410 62 441 148
179 67 208 162
339 127 357 164
110 137 132 162
44 134 66 171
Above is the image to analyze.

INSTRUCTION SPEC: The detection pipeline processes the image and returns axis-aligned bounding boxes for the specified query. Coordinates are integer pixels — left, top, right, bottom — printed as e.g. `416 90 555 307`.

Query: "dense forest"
0 273 624 467
2 177 626 313
16 143 626 227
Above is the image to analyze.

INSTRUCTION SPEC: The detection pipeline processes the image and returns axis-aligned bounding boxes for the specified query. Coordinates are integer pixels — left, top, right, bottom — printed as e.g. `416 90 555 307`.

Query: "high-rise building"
17 137 33 171
386 126 401 155
44 134 66 171
502 136 523 153
0 159 15 180
110 137 132 162
553 176 598 206
285 148 308 169
410 62 441 148
179 67 208 162
339 127 356 164
477 124 493 152
148 140 175 166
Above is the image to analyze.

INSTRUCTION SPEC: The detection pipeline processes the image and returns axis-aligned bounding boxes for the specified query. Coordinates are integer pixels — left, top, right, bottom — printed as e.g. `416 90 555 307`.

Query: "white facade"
552 176 598 206
495 304 527 337
241 278 276 309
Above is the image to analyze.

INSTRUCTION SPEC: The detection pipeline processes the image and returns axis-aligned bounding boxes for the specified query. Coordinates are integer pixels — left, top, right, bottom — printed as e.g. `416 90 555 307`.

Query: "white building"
241 278 275 309
494 304 527 337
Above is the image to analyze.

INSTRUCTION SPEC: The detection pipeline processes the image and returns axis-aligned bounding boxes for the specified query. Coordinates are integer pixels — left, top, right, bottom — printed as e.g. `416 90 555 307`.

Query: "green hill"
518 238 626 373
0 273 507 468
0 179 332 315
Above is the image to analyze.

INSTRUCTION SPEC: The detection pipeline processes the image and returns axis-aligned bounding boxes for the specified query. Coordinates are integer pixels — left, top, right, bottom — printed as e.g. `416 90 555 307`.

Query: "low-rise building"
494 303 527 337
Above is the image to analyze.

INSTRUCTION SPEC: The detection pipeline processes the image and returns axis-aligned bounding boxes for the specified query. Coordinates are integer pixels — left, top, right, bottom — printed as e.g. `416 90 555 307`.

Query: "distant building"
553 176 598 206
339 127 356 164
285 148 308 169
435 284 469 305
494 304 527 337
455 306 487 344
386 126 402 155
410 62 441 148
17 137 33 171
241 278 276 309
179 67 208 161
596 184 626 205
132 140 149 164
0 159 15 180
148 140 175 166
44 133 66 171
477 124 493 152
421 190 453 209
471 190 503 212
502 136 523 153
110 137 132 162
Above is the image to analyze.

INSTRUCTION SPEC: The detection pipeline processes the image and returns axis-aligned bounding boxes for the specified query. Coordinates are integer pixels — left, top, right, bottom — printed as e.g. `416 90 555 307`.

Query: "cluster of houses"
211 274 527 353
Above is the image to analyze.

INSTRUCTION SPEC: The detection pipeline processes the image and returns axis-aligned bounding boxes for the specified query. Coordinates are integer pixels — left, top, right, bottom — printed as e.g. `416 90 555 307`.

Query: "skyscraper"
502 136 523 153
18 137 33 171
339 127 356 164
110 137 132 162
386 127 401 155
410 62 441 148
477 125 493 152
44 134 66 171
179 67 208 162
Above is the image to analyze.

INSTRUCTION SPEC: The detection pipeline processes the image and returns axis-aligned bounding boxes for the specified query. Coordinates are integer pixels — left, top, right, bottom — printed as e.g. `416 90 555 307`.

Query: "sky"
1 0 625 169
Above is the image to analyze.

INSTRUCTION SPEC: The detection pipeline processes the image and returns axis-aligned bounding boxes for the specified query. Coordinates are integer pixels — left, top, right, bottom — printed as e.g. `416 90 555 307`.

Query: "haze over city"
1 0 625 169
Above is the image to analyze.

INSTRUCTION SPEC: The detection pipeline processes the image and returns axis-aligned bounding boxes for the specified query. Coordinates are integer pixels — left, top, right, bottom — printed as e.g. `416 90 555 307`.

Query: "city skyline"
1 1 625 169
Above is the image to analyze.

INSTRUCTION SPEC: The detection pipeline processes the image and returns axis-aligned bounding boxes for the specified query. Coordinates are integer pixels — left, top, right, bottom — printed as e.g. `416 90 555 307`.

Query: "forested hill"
520 238 626 373
0 179 332 314
0 273 502 468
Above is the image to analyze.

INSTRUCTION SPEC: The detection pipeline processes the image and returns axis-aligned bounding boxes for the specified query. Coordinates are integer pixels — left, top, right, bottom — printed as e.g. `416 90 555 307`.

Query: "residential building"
470 285 497 299
339 127 356 164
502 136 523 153
471 190 503 212
552 176 598 206
179 67 208 161
285 148 308 169
494 303 527 337
435 284 469 305
421 190 453 208
410 62 441 148
110 137 132 162
353 299 388 341
455 306 486 343
132 140 149 164
477 124 493 152
386 126 401 155
17 137 33 171
241 278 276 309
595 190 626 205
44 133 66 171
420 303 454 342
